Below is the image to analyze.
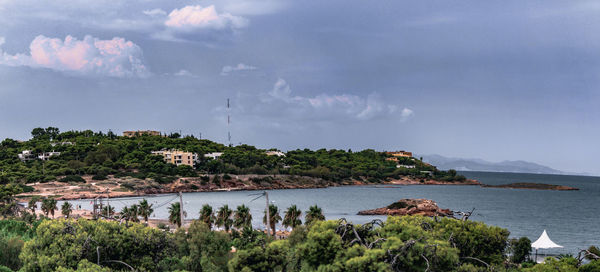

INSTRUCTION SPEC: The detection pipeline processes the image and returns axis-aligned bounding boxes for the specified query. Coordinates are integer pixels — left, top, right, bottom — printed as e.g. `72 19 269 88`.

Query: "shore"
17 174 480 201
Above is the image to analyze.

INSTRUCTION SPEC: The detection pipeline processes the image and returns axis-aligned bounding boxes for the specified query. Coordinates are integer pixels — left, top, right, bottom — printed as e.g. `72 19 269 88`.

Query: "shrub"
0 236 24 271
91 174 107 180
59 175 85 183
19 184 35 193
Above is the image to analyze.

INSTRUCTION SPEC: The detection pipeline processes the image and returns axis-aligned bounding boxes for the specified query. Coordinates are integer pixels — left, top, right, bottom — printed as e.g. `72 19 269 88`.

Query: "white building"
265 150 285 157
17 150 36 161
38 151 61 161
204 152 223 160
397 165 416 169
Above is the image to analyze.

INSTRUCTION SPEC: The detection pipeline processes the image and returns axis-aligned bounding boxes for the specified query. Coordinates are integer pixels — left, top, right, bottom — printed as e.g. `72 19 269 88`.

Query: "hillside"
0 128 469 193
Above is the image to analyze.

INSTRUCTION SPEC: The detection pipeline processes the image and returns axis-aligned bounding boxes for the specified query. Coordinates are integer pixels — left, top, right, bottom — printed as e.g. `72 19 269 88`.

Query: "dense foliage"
0 127 465 187
0 210 598 271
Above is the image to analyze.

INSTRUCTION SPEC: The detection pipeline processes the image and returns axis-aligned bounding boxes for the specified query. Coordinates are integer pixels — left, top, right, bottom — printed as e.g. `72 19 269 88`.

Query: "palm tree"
168 202 186 228
263 204 281 236
61 202 73 218
283 205 302 229
234 205 252 229
28 196 40 214
138 199 154 223
199 204 215 229
216 205 233 232
120 206 132 225
102 205 115 218
41 198 57 218
129 204 140 222
305 205 325 225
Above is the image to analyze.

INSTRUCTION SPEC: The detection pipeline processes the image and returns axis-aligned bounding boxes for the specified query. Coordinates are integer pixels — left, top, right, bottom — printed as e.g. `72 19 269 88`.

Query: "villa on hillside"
386 151 413 158
265 150 285 157
123 130 161 137
152 149 198 167
38 151 61 161
18 150 61 162
204 152 223 160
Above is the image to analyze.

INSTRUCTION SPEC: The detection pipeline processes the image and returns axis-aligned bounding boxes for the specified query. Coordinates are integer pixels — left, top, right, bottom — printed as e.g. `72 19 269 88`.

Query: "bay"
63 171 600 254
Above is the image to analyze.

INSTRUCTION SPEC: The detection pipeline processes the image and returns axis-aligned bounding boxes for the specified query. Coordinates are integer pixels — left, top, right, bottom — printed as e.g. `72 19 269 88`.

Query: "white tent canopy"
531 230 563 249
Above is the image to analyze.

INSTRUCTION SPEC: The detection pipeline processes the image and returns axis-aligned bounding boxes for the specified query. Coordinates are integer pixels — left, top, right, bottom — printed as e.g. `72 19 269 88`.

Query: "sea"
63 171 600 254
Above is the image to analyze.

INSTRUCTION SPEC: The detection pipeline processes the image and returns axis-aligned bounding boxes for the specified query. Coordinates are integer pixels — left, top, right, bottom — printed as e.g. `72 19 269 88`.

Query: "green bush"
0 236 24 271
59 175 85 183
91 174 107 180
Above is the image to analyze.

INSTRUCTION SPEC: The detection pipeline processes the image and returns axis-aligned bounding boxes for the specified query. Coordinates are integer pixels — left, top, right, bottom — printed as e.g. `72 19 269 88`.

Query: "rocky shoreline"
17 174 480 201
358 199 453 216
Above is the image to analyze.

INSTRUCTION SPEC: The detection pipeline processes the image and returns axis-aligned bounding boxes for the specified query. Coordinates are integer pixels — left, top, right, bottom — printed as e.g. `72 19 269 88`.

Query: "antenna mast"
227 98 232 146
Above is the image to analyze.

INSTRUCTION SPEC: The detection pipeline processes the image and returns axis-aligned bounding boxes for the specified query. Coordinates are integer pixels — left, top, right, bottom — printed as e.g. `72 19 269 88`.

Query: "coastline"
16 174 480 201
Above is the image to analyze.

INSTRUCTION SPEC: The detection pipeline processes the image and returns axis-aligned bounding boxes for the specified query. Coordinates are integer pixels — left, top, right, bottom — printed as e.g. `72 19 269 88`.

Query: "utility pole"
93 198 97 220
179 191 185 228
106 188 110 218
265 191 271 236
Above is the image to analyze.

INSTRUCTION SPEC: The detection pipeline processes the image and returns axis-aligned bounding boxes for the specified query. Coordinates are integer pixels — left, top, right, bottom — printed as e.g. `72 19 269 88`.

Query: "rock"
357 199 452 216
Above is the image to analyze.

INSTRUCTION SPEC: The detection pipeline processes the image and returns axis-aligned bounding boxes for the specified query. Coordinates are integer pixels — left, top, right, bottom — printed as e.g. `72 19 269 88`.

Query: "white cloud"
221 63 257 75
260 78 414 121
173 69 196 77
0 35 149 77
165 5 248 31
143 8 167 17
401 108 414 118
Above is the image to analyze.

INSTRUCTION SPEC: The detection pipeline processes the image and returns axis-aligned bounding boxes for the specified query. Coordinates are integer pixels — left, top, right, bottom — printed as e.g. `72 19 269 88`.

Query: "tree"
283 205 302 229
215 205 233 232
199 204 215 229
234 204 252 229
263 204 281 236
0 184 23 216
41 198 57 218
30 127 46 139
305 205 325 225
185 220 231 271
510 237 531 263
102 205 115 218
120 206 131 223
28 196 40 214
168 202 186 228
20 218 175 271
61 201 72 218
129 204 140 222
138 199 154 223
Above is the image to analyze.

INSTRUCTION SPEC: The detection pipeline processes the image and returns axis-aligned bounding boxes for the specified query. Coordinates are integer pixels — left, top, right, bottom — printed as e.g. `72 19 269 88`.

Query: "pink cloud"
0 35 149 77
165 5 248 31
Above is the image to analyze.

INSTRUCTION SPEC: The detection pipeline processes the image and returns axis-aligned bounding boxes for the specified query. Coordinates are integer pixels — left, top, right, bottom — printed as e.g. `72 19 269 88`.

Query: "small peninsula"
481 182 579 191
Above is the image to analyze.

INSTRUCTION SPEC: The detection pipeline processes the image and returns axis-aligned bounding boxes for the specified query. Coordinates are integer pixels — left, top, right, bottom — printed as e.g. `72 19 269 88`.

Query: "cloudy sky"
0 0 599 175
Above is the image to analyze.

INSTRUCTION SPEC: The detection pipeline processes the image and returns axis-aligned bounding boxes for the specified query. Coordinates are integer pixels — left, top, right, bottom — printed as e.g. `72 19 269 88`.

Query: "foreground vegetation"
1 212 598 272
0 127 466 191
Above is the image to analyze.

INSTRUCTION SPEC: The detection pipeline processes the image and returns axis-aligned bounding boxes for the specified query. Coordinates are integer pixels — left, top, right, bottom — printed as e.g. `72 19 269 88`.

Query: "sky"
0 0 599 175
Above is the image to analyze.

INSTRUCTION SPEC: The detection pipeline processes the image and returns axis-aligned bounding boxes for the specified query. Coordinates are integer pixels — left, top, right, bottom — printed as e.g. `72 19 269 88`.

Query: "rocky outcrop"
358 199 452 216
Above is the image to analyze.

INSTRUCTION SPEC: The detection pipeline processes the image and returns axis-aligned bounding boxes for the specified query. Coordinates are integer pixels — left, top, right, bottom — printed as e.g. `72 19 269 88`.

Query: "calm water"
64 171 600 254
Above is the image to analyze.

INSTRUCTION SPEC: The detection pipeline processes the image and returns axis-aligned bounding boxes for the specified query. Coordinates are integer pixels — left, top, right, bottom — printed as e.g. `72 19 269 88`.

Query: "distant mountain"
419 154 570 175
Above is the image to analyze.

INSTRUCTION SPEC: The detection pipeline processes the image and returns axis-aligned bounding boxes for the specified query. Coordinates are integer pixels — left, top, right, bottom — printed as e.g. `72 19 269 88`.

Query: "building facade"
386 151 413 158
152 150 198 167
123 130 161 137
